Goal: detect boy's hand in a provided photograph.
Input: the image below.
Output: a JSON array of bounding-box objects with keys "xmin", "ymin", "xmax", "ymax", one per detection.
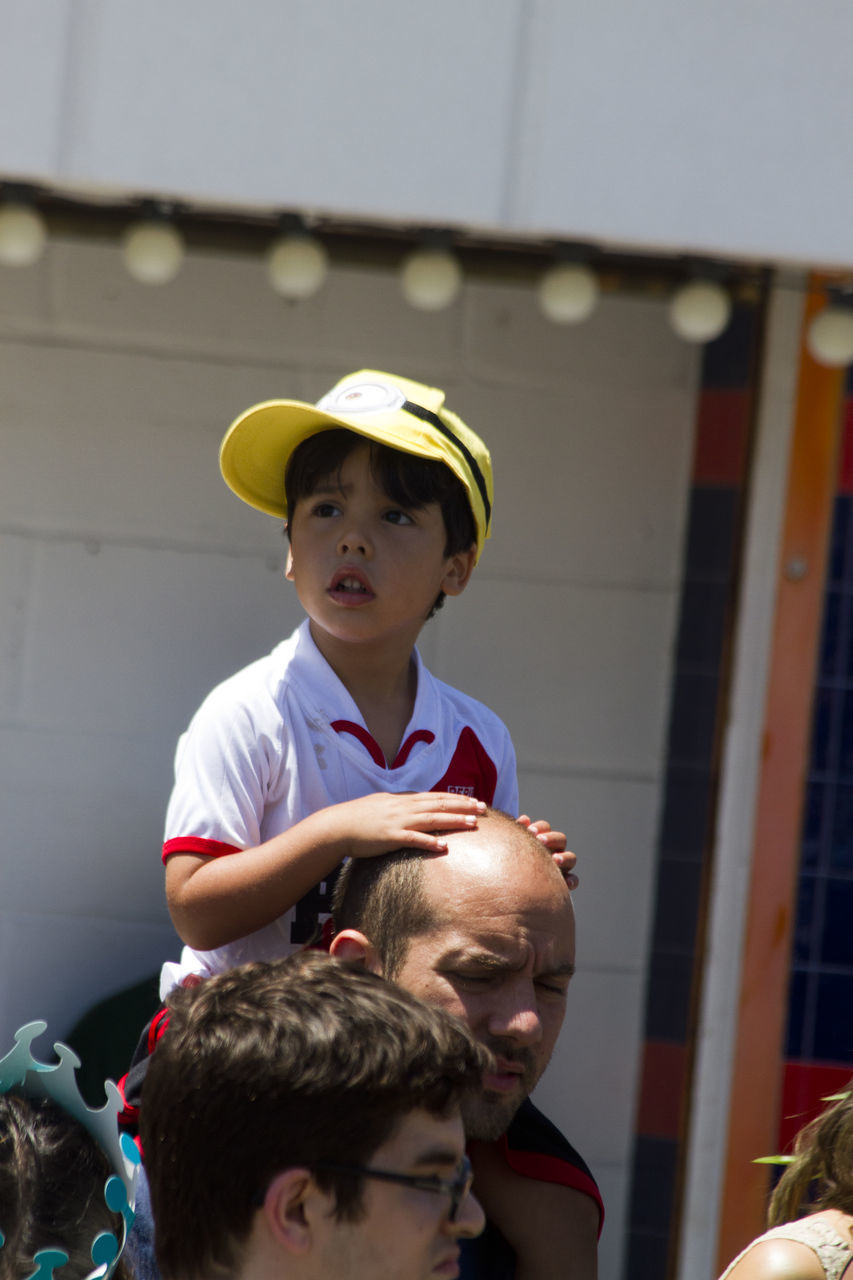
[
  {"xmin": 167, "ymin": 792, "xmax": 484, "ymax": 952},
  {"xmin": 339, "ymin": 791, "xmax": 486, "ymax": 858},
  {"xmin": 517, "ymin": 815, "xmax": 579, "ymax": 889}
]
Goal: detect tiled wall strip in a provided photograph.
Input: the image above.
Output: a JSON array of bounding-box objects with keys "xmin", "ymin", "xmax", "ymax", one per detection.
[{"xmin": 715, "ymin": 279, "xmax": 845, "ymax": 1271}]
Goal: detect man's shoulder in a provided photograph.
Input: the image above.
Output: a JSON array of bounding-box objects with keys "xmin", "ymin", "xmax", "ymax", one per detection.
[
  {"xmin": 504, "ymin": 1099, "xmax": 604, "ymax": 1227},
  {"xmin": 506, "ymin": 1098, "xmax": 584, "ymax": 1158}
]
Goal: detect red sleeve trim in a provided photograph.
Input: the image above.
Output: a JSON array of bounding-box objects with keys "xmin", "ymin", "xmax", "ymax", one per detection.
[
  {"xmin": 147, "ymin": 1007, "xmax": 171, "ymax": 1053},
  {"xmin": 162, "ymin": 836, "xmax": 242, "ymax": 864},
  {"xmin": 499, "ymin": 1141, "xmax": 605, "ymax": 1236},
  {"xmin": 116, "ymin": 1071, "xmax": 138, "ymax": 1126}
]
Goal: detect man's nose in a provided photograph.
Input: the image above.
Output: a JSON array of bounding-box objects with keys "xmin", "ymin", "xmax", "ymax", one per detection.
[
  {"xmin": 448, "ymin": 1190, "xmax": 486, "ymax": 1240},
  {"xmin": 487, "ymin": 988, "xmax": 543, "ymax": 1044}
]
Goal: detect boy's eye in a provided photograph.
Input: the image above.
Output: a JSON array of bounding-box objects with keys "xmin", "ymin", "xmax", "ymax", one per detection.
[
  {"xmin": 383, "ymin": 509, "xmax": 414, "ymax": 526},
  {"xmin": 311, "ymin": 502, "xmax": 341, "ymax": 518}
]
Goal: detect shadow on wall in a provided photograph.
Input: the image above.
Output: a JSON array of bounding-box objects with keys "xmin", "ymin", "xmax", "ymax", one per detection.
[{"xmin": 62, "ymin": 973, "xmax": 161, "ymax": 1106}]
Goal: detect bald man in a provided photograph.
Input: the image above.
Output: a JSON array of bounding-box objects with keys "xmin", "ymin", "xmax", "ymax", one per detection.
[{"xmin": 331, "ymin": 808, "xmax": 601, "ymax": 1280}]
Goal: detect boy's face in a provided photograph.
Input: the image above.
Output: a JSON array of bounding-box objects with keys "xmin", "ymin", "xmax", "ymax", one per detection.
[{"xmin": 286, "ymin": 444, "xmax": 475, "ymax": 654}]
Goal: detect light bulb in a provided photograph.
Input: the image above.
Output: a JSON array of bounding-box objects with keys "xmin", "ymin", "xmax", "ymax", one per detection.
[
  {"xmin": 538, "ymin": 263, "xmax": 599, "ymax": 324},
  {"xmin": 122, "ymin": 219, "xmax": 185, "ymax": 285},
  {"xmin": 669, "ymin": 280, "xmax": 732, "ymax": 343},
  {"xmin": 400, "ymin": 247, "xmax": 462, "ymax": 311},
  {"xmin": 266, "ymin": 232, "xmax": 328, "ymax": 300},
  {"xmin": 806, "ymin": 306, "xmax": 853, "ymax": 368},
  {"xmin": 0, "ymin": 202, "xmax": 47, "ymax": 267}
]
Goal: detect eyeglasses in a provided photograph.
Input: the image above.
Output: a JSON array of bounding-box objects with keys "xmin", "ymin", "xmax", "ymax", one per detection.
[{"xmin": 309, "ymin": 1154, "xmax": 474, "ymax": 1222}]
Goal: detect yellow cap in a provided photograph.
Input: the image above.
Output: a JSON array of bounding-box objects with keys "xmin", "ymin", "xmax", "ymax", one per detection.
[{"xmin": 219, "ymin": 370, "xmax": 493, "ymax": 558}]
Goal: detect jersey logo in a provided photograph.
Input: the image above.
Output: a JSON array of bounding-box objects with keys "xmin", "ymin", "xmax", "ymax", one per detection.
[{"xmin": 431, "ymin": 727, "xmax": 498, "ymax": 805}]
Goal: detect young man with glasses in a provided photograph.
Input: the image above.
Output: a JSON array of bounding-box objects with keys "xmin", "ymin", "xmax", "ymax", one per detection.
[{"xmin": 139, "ymin": 951, "xmax": 487, "ymax": 1280}]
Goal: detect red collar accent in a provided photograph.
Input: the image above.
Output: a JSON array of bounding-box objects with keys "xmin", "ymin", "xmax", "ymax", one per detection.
[{"xmin": 330, "ymin": 720, "xmax": 435, "ymax": 769}]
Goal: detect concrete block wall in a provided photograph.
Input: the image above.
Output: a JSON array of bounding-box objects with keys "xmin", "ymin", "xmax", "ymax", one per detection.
[{"xmin": 0, "ymin": 235, "xmax": 700, "ymax": 1277}]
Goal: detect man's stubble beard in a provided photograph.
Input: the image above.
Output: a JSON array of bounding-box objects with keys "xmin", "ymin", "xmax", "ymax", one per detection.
[
  {"xmin": 462, "ymin": 1040, "xmax": 542, "ymax": 1141},
  {"xmin": 461, "ymin": 1090, "xmax": 523, "ymax": 1141}
]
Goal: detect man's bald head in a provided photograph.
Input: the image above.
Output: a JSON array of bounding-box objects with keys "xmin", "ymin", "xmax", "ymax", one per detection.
[
  {"xmin": 331, "ymin": 810, "xmax": 575, "ymax": 1139},
  {"xmin": 332, "ymin": 809, "xmax": 567, "ymax": 979}
]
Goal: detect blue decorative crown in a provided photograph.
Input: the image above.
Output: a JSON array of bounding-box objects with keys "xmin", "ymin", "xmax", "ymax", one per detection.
[{"xmin": 0, "ymin": 1021, "xmax": 140, "ymax": 1280}]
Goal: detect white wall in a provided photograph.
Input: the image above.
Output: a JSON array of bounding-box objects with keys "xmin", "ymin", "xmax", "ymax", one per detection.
[
  {"xmin": 3, "ymin": 0, "xmax": 853, "ymax": 265},
  {"xmin": 0, "ymin": 237, "xmax": 699, "ymax": 1277}
]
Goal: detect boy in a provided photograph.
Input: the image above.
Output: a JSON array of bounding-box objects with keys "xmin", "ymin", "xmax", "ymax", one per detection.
[
  {"xmin": 140, "ymin": 952, "xmax": 488, "ymax": 1280},
  {"xmin": 158, "ymin": 368, "xmax": 568, "ymax": 995},
  {"xmin": 126, "ymin": 370, "xmax": 590, "ymax": 1280}
]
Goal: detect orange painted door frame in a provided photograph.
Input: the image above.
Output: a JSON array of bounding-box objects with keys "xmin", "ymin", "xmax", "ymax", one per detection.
[{"xmin": 715, "ymin": 278, "xmax": 847, "ymax": 1270}]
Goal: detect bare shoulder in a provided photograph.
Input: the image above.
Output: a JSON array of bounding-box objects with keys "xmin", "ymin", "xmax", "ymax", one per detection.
[{"xmin": 722, "ymin": 1236, "xmax": 828, "ymax": 1280}]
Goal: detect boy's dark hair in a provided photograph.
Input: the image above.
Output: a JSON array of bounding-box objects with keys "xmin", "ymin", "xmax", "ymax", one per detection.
[
  {"xmin": 285, "ymin": 427, "xmax": 477, "ymax": 615},
  {"xmin": 140, "ymin": 951, "xmax": 489, "ymax": 1280},
  {"xmin": 0, "ymin": 1095, "xmax": 129, "ymax": 1280}
]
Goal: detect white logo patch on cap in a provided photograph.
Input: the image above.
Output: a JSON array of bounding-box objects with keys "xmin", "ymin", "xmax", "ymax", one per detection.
[{"xmin": 316, "ymin": 378, "xmax": 405, "ymax": 416}]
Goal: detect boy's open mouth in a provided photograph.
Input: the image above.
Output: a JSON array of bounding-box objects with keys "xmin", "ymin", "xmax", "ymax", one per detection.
[{"xmin": 328, "ymin": 568, "xmax": 375, "ymax": 600}]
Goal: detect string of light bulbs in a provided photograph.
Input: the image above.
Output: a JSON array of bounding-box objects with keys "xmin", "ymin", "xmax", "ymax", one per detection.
[{"xmin": 1, "ymin": 188, "xmax": 844, "ymax": 363}]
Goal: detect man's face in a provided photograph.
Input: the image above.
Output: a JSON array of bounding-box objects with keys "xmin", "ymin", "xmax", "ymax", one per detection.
[
  {"xmin": 392, "ymin": 822, "xmax": 575, "ymax": 1140},
  {"xmin": 322, "ymin": 1107, "xmax": 484, "ymax": 1280}
]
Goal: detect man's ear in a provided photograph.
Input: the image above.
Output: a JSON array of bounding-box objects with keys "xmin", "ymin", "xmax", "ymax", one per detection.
[
  {"xmin": 262, "ymin": 1169, "xmax": 316, "ymax": 1256},
  {"xmin": 441, "ymin": 543, "xmax": 477, "ymax": 599},
  {"xmin": 330, "ymin": 929, "xmax": 383, "ymax": 974}
]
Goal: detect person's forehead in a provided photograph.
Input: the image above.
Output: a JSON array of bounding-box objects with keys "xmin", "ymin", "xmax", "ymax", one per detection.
[
  {"xmin": 374, "ymin": 1107, "xmax": 466, "ymax": 1168},
  {"xmin": 307, "ymin": 443, "xmax": 374, "ymax": 493},
  {"xmin": 423, "ymin": 825, "xmax": 570, "ymax": 914},
  {"xmin": 415, "ymin": 915, "xmax": 574, "ymax": 971},
  {"xmin": 417, "ymin": 856, "xmax": 575, "ymax": 969}
]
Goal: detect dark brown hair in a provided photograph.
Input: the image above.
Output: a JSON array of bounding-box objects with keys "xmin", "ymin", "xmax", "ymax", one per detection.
[
  {"xmin": 285, "ymin": 428, "xmax": 476, "ymax": 615},
  {"xmin": 332, "ymin": 847, "xmax": 433, "ymax": 978},
  {"xmin": 0, "ymin": 1095, "xmax": 128, "ymax": 1280},
  {"xmin": 768, "ymin": 1083, "xmax": 853, "ymax": 1224},
  {"xmin": 140, "ymin": 951, "xmax": 489, "ymax": 1280}
]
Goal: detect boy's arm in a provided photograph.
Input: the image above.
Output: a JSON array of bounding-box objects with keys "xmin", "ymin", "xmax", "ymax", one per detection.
[
  {"xmin": 468, "ymin": 1140, "xmax": 599, "ymax": 1280},
  {"xmin": 165, "ymin": 791, "xmax": 485, "ymax": 950}
]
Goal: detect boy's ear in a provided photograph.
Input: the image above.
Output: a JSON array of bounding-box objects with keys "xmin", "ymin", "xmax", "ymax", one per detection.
[
  {"xmin": 441, "ymin": 543, "xmax": 477, "ymax": 598},
  {"xmin": 262, "ymin": 1169, "xmax": 324, "ymax": 1256},
  {"xmin": 285, "ymin": 546, "xmax": 295, "ymax": 581},
  {"xmin": 329, "ymin": 929, "xmax": 384, "ymax": 975}
]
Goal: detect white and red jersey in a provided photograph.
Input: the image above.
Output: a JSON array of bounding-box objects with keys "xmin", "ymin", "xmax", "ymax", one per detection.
[{"xmin": 159, "ymin": 619, "xmax": 518, "ymax": 996}]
